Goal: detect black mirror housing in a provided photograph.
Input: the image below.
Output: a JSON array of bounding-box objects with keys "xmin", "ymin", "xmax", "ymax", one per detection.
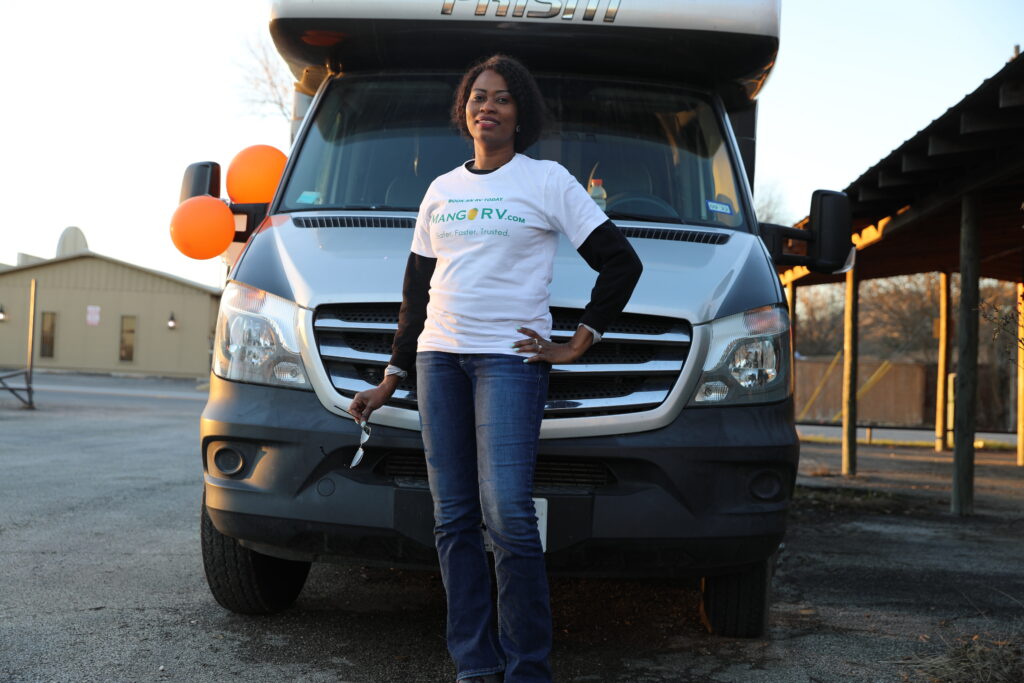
[
  {"xmin": 179, "ymin": 162, "xmax": 221, "ymax": 204},
  {"xmin": 809, "ymin": 190, "xmax": 851, "ymax": 272},
  {"xmin": 762, "ymin": 190, "xmax": 852, "ymax": 274},
  {"xmin": 178, "ymin": 161, "xmax": 266, "ymax": 244},
  {"xmin": 229, "ymin": 203, "xmax": 270, "ymax": 244}
]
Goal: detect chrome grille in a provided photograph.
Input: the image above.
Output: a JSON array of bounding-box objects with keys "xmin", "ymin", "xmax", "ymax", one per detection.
[{"xmin": 313, "ymin": 304, "xmax": 691, "ymax": 419}]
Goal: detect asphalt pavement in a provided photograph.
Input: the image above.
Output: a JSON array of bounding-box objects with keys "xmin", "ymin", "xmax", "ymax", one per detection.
[{"xmin": 2, "ymin": 372, "xmax": 1022, "ymax": 682}]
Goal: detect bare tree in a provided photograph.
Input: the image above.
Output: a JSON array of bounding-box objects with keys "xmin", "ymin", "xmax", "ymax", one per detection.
[
  {"xmin": 795, "ymin": 283, "xmax": 844, "ymax": 356},
  {"xmin": 793, "ymin": 273, "xmax": 1020, "ymax": 429},
  {"xmin": 753, "ymin": 182, "xmax": 793, "ymax": 225},
  {"xmin": 858, "ymin": 273, "xmax": 941, "ymax": 363},
  {"xmin": 979, "ymin": 280, "xmax": 1022, "ymax": 365},
  {"xmin": 239, "ymin": 35, "xmax": 293, "ymax": 121}
]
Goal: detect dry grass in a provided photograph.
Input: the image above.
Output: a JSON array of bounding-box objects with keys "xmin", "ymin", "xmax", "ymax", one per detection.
[{"xmin": 903, "ymin": 629, "xmax": 1024, "ymax": 682}]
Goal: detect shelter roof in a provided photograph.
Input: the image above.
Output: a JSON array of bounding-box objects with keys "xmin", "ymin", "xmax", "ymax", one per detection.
[{"xmin": 783, "ymin": 54, "xmax": 1024, "ymax": 286}]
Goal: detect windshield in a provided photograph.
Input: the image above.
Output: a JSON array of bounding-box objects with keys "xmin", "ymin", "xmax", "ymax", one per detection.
[{"xmin": 279, "ymin": 74, "xmax": 748, "ymax": 229}]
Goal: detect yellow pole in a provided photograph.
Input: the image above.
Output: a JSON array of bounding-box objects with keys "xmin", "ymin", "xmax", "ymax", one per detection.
[
  {"xmin": 25, "ymin": 279, "xmax": 36, "ymax": 409},
  {"xmin": 935, "ymin": 272, "xmax": 950, "ymax": 452},
  {"xmin": 1017, "ymin": 281, "xmax": 1023, "ymax": 467},
  {"xmin": 946, "ymin": 373, "xmax": 956, "ymax": 450},
  {"xmin": 787, "ymin": 281, "xmax": 797, "ymax": 395}
]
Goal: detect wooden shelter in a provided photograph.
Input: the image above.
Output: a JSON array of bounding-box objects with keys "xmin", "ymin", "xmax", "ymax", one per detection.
[{"xmin": 780, "ymin": 53, "xmax": 1024, "ymax": 515}]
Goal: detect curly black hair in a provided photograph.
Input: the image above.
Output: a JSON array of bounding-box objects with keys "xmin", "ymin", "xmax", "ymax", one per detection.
[{"xmin": 451, "ymin": 54, "xmax": 546, "ymax": 153}]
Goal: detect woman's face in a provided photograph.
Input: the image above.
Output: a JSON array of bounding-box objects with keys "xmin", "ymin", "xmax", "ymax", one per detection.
[{"xmin": 465, "ymin": 69, "xmax": 518, "ymax": 150}]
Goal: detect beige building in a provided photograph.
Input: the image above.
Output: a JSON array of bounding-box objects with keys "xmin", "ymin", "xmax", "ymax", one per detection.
[{"xmin": 0, "ymin": 229, "xmax": 221, "ymax": 378}]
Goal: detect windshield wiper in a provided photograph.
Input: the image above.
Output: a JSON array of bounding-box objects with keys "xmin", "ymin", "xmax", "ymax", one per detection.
[
  {"xmin": 604, "ymin": 210, "xmax": 683, "ymax": 224},
  {"xmin": 286, "ymin": 204, "xmax": 417, "ymax": 212}
]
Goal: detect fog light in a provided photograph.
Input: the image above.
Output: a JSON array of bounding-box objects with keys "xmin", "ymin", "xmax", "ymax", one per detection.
[
  {"xmin": 213, "ymin": 447, "xmax": 245, "ymax": 476},
  {"xmin": 749, "ymin": 470, "xmax": 783, "ymax": 501},
  {"xmin": 694, "ymin": 381, "xmax": 728, "ymax": 402}
]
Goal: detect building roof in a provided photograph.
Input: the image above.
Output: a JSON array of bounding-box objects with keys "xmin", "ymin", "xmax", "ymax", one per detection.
[
  {"xmin": 0, "ymin": 251, "xmax": 223, "ymax": 296},
  {"xmin": 784, "ymin": 53, "xmax": 1024, "ymax": 286}
]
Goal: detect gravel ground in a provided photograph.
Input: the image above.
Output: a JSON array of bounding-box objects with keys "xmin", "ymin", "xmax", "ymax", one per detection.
[{"xmin": 1, "ymin": 373, "xmax": 1022, "ymax": 682}]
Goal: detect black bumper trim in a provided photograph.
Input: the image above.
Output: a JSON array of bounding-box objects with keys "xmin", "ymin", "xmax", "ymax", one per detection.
[
  {"xmin": 209, "ymin": 506, "xmax": 783, "ymax": 577},
  {"xmin": 200, "ymin": 375, "xmax": 798, "ymax": 574}
]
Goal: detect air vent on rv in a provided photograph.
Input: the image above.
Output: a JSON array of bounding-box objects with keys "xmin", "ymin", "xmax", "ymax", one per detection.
[{"xmin": 293, "ymin": 216, "xmax": 415, "ymax": 229}]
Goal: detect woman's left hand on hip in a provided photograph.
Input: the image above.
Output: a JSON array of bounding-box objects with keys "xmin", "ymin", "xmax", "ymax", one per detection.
[{"xmin": 513, "ymin": 326, "xmax": 588, "ymax": 364}]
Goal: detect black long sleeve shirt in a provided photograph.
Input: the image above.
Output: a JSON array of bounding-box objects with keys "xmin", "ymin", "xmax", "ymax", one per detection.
[{"xmin": 388, "ymin": 219, "xmax": 642, "ymax": 372}]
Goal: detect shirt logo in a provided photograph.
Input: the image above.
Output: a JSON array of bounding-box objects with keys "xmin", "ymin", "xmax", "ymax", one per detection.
[
  {"xmin": 440, "ymin": 0, "xmax": 622, "ymax": 23},
  {"xmin": 429, "ymin": 205, "xmax": 526, "ymax": 225}
]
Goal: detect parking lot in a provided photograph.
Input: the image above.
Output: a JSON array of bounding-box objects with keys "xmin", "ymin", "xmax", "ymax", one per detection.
[{"xmin": 2, "ymin": 373, "xmax": 1022, "ymax": 682}]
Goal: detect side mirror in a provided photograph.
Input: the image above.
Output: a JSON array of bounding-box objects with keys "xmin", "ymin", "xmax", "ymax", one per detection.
[
  {"xmin": 179, "ymin": 162, "xmax": 221, "ymax": 204},
  {"xmin": 177, "ymin": 154, "xmax": 277, "ymax": 246},
  {"xmin": 809, "ymin": 190, "xmax": 853, "ymax": 272},
  {"xmin": 762, "ymin": 190, "xmax": 853, "ymax": 274}
]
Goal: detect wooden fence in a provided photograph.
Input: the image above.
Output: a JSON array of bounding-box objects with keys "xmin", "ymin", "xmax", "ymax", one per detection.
[{"xmin": 795, "ymin": 357, "xmax": 928, "ymax": 426}]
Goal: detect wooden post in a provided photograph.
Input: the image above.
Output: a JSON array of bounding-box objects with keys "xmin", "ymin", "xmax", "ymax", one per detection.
[
  {"xmin": 842, "ymin": 266, "xmax": 859, "ymax": 476},
  {"xmin": 1017, "ymin": 281, "xmax": 1023, "ymax": 467},
  {"xmin": 786, "ymin": 281, "xmax": 797, "ymax": 394},
  {"xmin": 953, "ymin": 195, "xmax": 979, "ymax": 516},
  {"xmin": 935, "ymin": 272, "xmax": 951, "ymax": 452}
]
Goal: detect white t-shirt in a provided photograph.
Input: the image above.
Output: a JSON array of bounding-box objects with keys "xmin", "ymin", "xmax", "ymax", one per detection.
[{"xmin": 410, "ymin": 154, "xmax": 608, "ymax": 356}]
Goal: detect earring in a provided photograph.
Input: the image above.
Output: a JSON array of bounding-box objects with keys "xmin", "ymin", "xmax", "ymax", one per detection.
[{"xmin": 515, "ymin": 125, "xmax": 521, "ymax": 133}]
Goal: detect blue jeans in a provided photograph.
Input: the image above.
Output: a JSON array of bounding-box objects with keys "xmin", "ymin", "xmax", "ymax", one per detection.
[{"xmin": 416, "ymin": 352, "xmax": 552, "ymax": 683}]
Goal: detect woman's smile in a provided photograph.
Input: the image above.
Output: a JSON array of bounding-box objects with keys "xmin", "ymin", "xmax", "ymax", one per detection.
[{"xmin": 466, "ymin": 69, "xmax": 517, "ymax": 150}]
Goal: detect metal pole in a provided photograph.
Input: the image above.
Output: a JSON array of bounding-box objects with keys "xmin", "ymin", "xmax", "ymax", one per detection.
[
  {"xmin": 842, "ymin": 266, "xmax": 859, "ymax": 476},
  {"xmin": 1017, "ymin": 281, "xmax": 1023, "ymax": 467},
  {"xmin": 935, "ymin": 271, "xmax": 950, "ymax": 452},
  {"xmin": 953, "ymin": 195, "xmax": 979, "ymax": 516},
  {"xmin": 26, "ymin": 279, "xmax": 36, "ymax": 408}
]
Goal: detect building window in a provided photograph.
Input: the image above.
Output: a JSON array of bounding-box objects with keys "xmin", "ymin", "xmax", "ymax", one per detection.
[
  {"xmin": 120, "ymin": 315, "xmax": 136, "ymax": 362},
  {"xmin": 40, "ymin": 312, "xmax": 56, "ymax": 358}
]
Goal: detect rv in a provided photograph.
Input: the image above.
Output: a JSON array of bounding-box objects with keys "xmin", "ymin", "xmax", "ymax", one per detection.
[{"xmin": 187, "ymin": 0, "xmax": 850, "ymax": 638}]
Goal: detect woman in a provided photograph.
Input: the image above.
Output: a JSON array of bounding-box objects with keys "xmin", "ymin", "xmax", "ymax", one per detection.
[{"xmin": 350, "ymin": 54, "xmax": 642, "ymax": 683}]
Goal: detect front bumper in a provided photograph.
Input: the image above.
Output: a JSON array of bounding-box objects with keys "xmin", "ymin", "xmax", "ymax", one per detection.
[{"xmin": 201, "ymin": 374, "xmax": 799, "ymax": 576}]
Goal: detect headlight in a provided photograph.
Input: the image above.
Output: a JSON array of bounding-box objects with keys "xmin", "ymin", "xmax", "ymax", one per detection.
[
  {"xmin": 212, "ymin": 282, "xmax": 312, "ymax": 390},
  {"xmin": 689, "ymin": 305, "xmax": 790, "ymax": 406}
]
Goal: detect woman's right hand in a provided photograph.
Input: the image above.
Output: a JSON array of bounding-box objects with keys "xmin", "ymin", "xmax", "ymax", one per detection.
[{"xmin": 349, "ymin": 375, "xmax": 400, "ymax": 423}]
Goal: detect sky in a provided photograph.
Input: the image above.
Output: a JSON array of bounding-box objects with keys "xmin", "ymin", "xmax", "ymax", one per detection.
[{"xmin": 1, "ymin": 0, "xmax": 1022, "ymax": 289}]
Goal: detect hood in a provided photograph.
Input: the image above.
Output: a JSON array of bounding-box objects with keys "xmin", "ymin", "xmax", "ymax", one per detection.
[{"xmin": 231, "ymin": 214, "xmax": 783, "ymax": 325}]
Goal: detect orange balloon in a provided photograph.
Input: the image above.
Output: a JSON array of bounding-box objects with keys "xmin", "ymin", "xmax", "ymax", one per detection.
[
  {"xmin": 226, "ymin": 145, "xmax": 288, "ymax": 204},
  {"xmin": 170, "ymin": 196, "xmax": 236, "ymax": 260}
]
